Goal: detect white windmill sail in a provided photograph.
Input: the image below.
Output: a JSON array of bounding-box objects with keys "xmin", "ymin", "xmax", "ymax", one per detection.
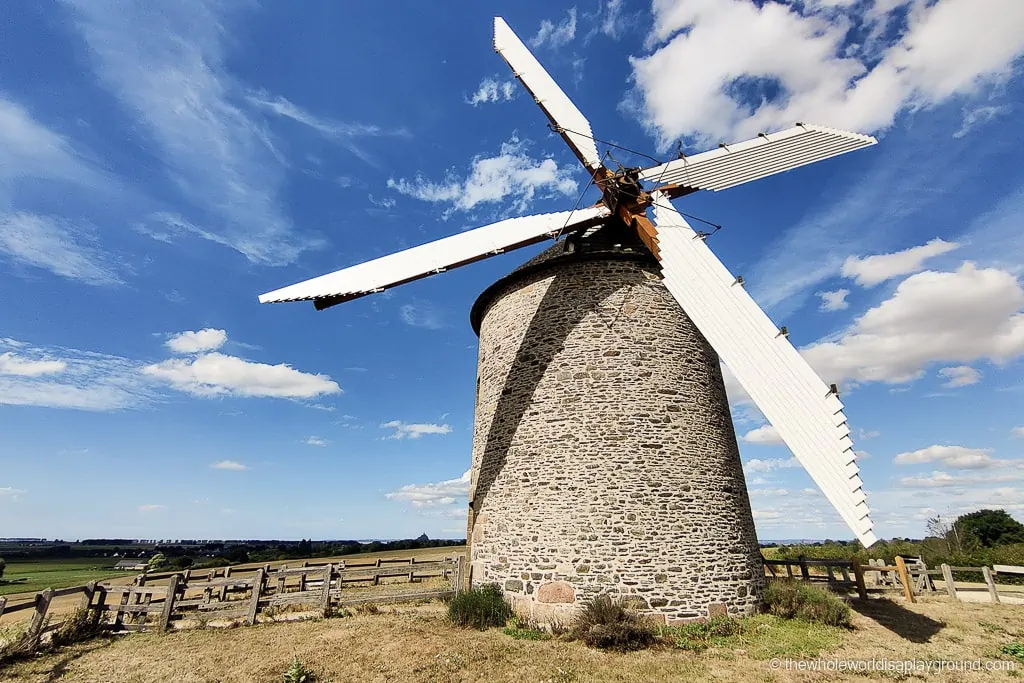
[
  {"xmin": 259, "ymin": 206, "xmax": 610, "ymax": 305},
  {"xmin": 640, "ymin": 124, "xmax": 876, "ymax": 192},
  {"xmin": 649, "ymin": 193, "xmax": 876, "ymax": 546},
  {"xmin": 493, "ymin": 17, "xmax": 602, "ymax": 171}
]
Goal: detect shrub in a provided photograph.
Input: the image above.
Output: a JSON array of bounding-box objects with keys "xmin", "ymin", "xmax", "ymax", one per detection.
[
  {"xmin": 447, "ymin": 584, "xmax": 512, "ymax": 630},
  {"xmin": 49, "ymin": 607, "xmax": 104, "ymax": 648},
  {"xmin": 762, "ymin": 579, "xmax": 852, "ymax": 628},
  {"xmin": 570, "ymin": 595, "xmax": 656, "ymax": 652},
  {"xmin": 662, "ymin": 615, "xmax": 745, "ymax": 651},
  {"xmin": 283, "ymin": 655, "xmax": 316, "ymax": 683}
]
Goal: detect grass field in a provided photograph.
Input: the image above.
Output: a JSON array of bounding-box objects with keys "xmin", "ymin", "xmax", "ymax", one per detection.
[
  {"xmin": 0, "ymin": 559, "xmax": 124, "ymax": 597},
  {"xmin": 4, "ymin": 595, "xmax": 1023, "ymax": 682}
]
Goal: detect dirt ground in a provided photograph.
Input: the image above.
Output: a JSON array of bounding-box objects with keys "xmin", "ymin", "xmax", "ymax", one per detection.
[{"xmin": 3, "ymin": 594, "xmax": 1022, "ymax": 682}]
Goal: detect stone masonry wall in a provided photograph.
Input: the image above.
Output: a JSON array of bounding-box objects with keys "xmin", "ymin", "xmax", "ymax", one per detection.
[{"xmin": 468, "ymin": 257, "xmax": 765, "ymax": 625}]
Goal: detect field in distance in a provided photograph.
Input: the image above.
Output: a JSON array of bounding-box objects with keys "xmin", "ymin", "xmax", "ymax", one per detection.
[{"xmin": 0, "ymin": 559, "xmax": 123, "ymax": 598}]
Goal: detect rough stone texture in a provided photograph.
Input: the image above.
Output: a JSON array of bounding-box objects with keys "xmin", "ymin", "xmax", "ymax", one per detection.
[
  {"xmin": 467, "ymin": 243, "xmax": 765, "ymax": 624},
  {"xmin": 536, "ymin": 581, "xmax": 576, "ymax": 604}
]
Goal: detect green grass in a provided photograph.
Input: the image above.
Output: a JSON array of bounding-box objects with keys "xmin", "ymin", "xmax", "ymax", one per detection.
[
  {"xmin": 659, "ymin": 614, "xmax": 844, "ymax": 659},
  {"xmin": 0, "ymin": 559, "xmax": 122, "ymax": 596}
]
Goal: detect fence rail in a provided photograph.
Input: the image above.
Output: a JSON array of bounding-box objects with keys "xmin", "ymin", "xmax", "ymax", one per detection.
[{"xmin": 1, "ymin": 554, "xmax": 466, "ymax": 654}]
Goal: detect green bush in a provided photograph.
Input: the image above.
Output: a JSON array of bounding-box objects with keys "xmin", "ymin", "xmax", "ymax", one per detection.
[
  {"xmin": 447, "ymin": 584, "xmax": 512, "ymax": 630},
  {"xmin": 762, "ymin": 579, "xmax": 852, "ymax": 628},
  {"xmin": 283, "ymin": 655, "xmax": 316, "ymax": 683},
  {"xmin": 570, "ymin": 595, "xmax": 656, "ymax": 652}
]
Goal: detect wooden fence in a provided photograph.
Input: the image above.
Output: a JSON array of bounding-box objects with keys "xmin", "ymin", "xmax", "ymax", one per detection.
[
  {"xmin": 0, "ymin": 554, "xmax": 466, "ymax": 652},
  {"xmin": 764, "ymin": 556, "xmax": 1024, "ymax": 605}
]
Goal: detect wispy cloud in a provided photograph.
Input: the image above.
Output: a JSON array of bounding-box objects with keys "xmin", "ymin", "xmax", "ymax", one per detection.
[
  {"xmin": 743, "ymin": 457, "xmax": 799, "ymax": 474},
  {"xmin": 938, "ymin": 365, "xmax": 982, "ymax": 388},
  {"xmin": 0, "ymin": 337, "xmax": 154, "ymax": 411},
  {"xmin": 0, "ymin": 486, "xmax": 27, "ymax": 501},
  {"xmin": 302, "ymin": 436, "xmax": 329, "ymax": 447},
  {"xmin": 0, "ymin": 351, "xmax": 66, "ymax": 377},
  {"xmin": 0, "ymin": 212, "xmax": 123, "ymax": 286},
  {"xmin": 138, "ymin": 504, "xmax": 166, "ymax": 512},
  {"xmin": 64, "ymin": 0, "xmax": 315, "ymax": 265},
  {"xmin": 740, "ymin": 424, "xmax": 784, "ymax": 445},
  {"xmin": 466, "ymin": 77, "xmax": 516, "ymax": 106},
  {"xmin": 817, "ymin": 289, "xmax": 849, "ymax": 312},
  {"xmin": 953, "ymin": 104, "xmax": 1010, "ymax": 139},
  {"xmin": 894, "ymin": 444, "xmax": 998, "ymax": 469},
  {"xmin": 842, "ymin": 239, "xmax": 960, "ymax": 287},
  {"xmin": 210, "ymin": 460, "xmax": 248, "ymax": 471},
  {"xmin": 143, "ymin": 352, "xmax": 341, "ymax": 399},
  {"xmin": 399, "ymin": 302, "xmax": 445, "ymax": 330},
  {"xmin": 380, "ymin": 420, "xmax": 452, "ymax": 440},
  {"xmin": 530, "ymin": 8, "xmax": 578, "ymax": 49}
]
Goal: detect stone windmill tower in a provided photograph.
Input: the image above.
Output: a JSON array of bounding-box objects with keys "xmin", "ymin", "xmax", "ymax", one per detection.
[{"xmin": 259, "ymin": 18, "xmax": 879, "ymax": 624}]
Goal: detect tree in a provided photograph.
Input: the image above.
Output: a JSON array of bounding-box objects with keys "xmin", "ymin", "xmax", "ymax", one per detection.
[
  {"xmin": 0, "ymin": 556, "xmax": 5, "ymax": 580},
  {"xmin": 146, "ymin": 553, "xmax": 168, "ymax": 572},
  {"xmin": 954, "ymin": 509, "xmax": 1024, "ymax": 547},
  {"xmin": 926, "ymin": 514, "xmax": 965, "ymax": 554}
]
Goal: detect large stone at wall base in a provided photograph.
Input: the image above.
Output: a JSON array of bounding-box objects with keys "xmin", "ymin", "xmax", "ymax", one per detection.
[{"xmin": 536, "ymin": 581, "xmax": 575, "ymax": 604}]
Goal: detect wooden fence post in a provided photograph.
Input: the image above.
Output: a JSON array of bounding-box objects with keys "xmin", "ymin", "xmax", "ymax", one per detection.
[
  {"xmin": 25, "ymin": 589, "xmax": 54, "ymax": 651},
  {"xmin": 894, "ymin": 556, "xmax": 915, "ymax": 603},
  {"xmin": 940, "ymin": 563, "xmax": 958, "ymax": 600},
  {"xmin": 982, "ymin": 566, "xmax": 1001, "ymax": 604},
  {"xmin": 852, "ymin": 563, "xmax": 868, "ymax": 600},
  {"xmin": 91, "ymin": 586, "xmax": 108, "ymax": 627},
  {"xmin": 320, "ymin": 564, "xmax": 333, "ymax": 618},
  {"xmin": 245, "ymin": 569, "xmax": 265, "ymax": 626},
  {"xmin": 81, "ymin": 581, "xmax": 97, "ymax": 611},
  {"xmin": 799, "ymin": 557, "xmax": 810, "ymax": 580},
  {"xmin": 158, "ymin": 574, "xmax": 180, "ymax": 633}
]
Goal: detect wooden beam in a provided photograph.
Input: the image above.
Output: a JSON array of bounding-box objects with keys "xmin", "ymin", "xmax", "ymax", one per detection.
[
  {"xmin": 982, "ymin": 566, "xmax": 1001, "ymax": 604},
  {"xmin": 245, "ymin": 569, "xmax": 265, "ymax": 626},
  {"xmin": 940, "ymin": 563, "xmax": 958, "ymax": 600},
  {"xmin": 26, "ymin": 589, "xmax": 54, "ymax": 651},
  {"xmin": 895, "ymin": 556, "xmax": 915, "ymax": 603},
  {"xmin": 158, "ymin": 574, "xmax": 180, "ymax": 633},
  {"xmin": 852, "ymin": 564, "xmax": 868, "ymax": 600}
]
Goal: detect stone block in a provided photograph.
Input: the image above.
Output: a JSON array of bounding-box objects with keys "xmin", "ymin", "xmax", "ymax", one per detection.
[{"xmin": 536, "ymin": 581, "xmax": 575, "ymax": 604}]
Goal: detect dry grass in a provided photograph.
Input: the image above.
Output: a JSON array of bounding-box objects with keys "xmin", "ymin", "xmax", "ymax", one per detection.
[{"xmin": 3, "ymin": 596, "xmax": 1022, "ymax": 682}]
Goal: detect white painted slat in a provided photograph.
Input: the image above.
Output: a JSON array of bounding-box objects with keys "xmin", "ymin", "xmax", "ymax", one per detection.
[
  {"xmin": 650, "ymin": 195, "xmax": 876, "ymax": 546},
  {"xmin": 493, "ymin": 17, "xmax": 602, "ymax": 171},
  {"xmin": 258, "ymin": 206, "xmax": 610, "ymax": 304},
  {"xmin": 639, "ymin": 124, "xmax": 877, "ymax": 191}
]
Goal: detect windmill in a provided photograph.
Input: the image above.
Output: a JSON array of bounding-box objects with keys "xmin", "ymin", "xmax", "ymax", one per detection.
[{"xmin": 260, "ymin": 18, "xmax": 877, "ymax": 622}]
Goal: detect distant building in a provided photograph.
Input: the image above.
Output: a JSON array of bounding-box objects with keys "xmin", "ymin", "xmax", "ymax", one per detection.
[{"xmin": 114, "ymin": 560, "xmax": 147, "ymax": 571}]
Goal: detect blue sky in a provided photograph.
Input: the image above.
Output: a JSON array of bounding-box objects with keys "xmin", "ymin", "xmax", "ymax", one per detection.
[{"xmin": 2, "ymin": 0, "xmax": 1023, "ymax": 542}]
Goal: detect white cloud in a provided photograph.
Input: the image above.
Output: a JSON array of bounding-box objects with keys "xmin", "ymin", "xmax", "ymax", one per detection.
[
  {"xmin": 0, "ymin": 212, "xmax": 122, "ymax": 286},
  {"xmin": 953, "ymin": 104, "xmax": 1010, "ymax": 139},
  {"xmin": 1013, "ymin": 427, "xmax": 1024, "ymax": 438},
  {"xmin": 743, "ymin": 457, "xmax": 799, "ymax": 473},
  {"xmin": 385, "ymin": 469, "xmax": 470, "ymax": 507},
  {"xmin": 530, "ymin": 8, "xmax": 578, "ymax": 49},
  {"xmin": 817, "ymin": 289, "xmax": 849, "ymax": 312},
  {"xmin": 938, "ymin": 365, "xmax": 981, "ymax": 388},
  {"xmin": 64, "ymin": 0, "xmax": 314, "ymax": 264},
  {"xmin": 598, "ymin": 0, "xmax": 626, "ymax": 39},
  {"xmin": 631, "ymin": 0, "xmax": 1024, "ymax": 147},
  {"xmin": 841, "ymin": 239, "xmax": 960, "ymax": 287},
  {"xmin": 143, "ymin": 352, "xmax": 341, "ymax": 399},
  {"xmin": 0, "ymin": 351, "xmax": 66, "ymax": 377},
  {"xmin": 0, "ymin": 487, "xmax": 27, "ymax": 500},
  {"xmin": 740, "ymin": 424, "xmax": 784, "ymax": 445},
  {"xmin": 801, "ymin": 263, "xmax": 1024, "ymax": 385},
  {"xmin": 210, "ymin": 460, "xmax": 248, "ymax": 471},
  {"xmin": 303, "ymin": 436, "xmax": 329, "ymax": 447},
  {"xmin": 380, "ymin": 420, "xmax": 452, "ymax": 440},
  {"xmin": 166, "ymin": 328, "xmax": 227, "ymax": 354},
  {"xmin": 0, "ymin": 337, "xmax": 154, "ymax": 411},
  {"xmin": 399, "ymin": 303, "xmax": 444, "ymax": 330},
  {"xmin": 138, "ymin": 504, "xmax": 165, "ymax": 512},
  {"xmin": 467, "ymin": 77, "xmax": 516, "ymax": 106},
  {"xmin": 387, "ymin": 137, "xmax": 578, "ymax": 216},
  {"xmin": 899, "ymin": 469, "xmax": 1024, "ymax": 488},
  {"xmin": 893, "ymin": 445, "xmax": 997, "ymax": 469}
]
